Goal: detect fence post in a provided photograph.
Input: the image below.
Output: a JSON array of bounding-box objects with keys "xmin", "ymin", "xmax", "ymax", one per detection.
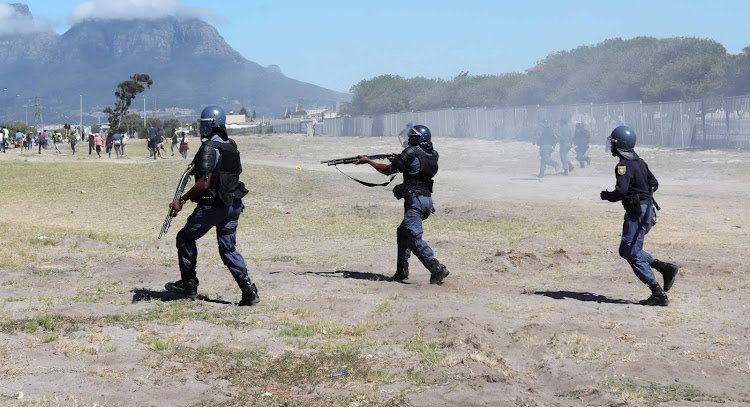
[
  {"xmin": 475, "ymin": 108, "xmax": 480, "ymax": 139},
  {"xmin": 679, "ymin": 101, "xmax": 684, "ymax": 147},
  {"xmin": 725, "ymin": 97, "xmax": 731, "ymax": 148},
  {"xmin": 659, "ymin": 102, "xmax": 663, "ymax": 146},
  {"xmin": 639, "ymin": 100, "xmax": 644, "ymax": 144},
  {"xmin": 702, "ymin": 98, "xmax": 707, "ymax": 149}
]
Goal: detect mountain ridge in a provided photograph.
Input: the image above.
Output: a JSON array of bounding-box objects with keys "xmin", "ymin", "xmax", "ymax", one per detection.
[{"xmin": 0, "ymin": 5, "xmax": 348, "ymax": 124}]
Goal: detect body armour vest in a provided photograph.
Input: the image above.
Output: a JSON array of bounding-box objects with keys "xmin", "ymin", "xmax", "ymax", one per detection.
[
  {"xmin": 195, "ymin": 139, "xmax": 248, "ymax": 206},
  {"xmin": 402, "ymin": 147, "xmax": 439, "ymax": 196}
]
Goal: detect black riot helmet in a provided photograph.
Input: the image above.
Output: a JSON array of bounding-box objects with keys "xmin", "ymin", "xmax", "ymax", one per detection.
[
  {"xmin": 408, "ymin": 125, "xmax": 431, "ymax": 146},
  {"xmin": 608, "ymin": 125, "xmax": 639, "ymax": 160},
  {"xmin": 198, "ymin": 105, "xmax": 227, "ymax": 139}
]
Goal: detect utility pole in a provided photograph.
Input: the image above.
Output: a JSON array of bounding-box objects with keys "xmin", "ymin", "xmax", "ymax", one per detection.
[
  {"xmin": 80, "ymin": 95, "xmax": 83, "ymax": 134},
  {"xmin": 34, "ymin": 95, "xmax": 43, "ymax": 130}
]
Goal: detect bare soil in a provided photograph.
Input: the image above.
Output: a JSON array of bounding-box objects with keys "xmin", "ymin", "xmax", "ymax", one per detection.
[{"xmin": 0, "ymin": 135, "xmax": 749, "ymax": 406}]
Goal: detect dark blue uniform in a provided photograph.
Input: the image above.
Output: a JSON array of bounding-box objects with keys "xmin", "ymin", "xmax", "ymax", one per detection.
[
  {"xmin": 177, "ymin": 135, "xmax": 249, "ymax": 286},
  {"xmin": 391, "ymin": 146, "xmax": 437, "ymax": 267},
  {"xmin": 601, "ymin": 158, "xmax": 659, "ymax": 285},
  {"xmin": 538, "ymin": 126, "xmax": 558, "ymax": 178}
]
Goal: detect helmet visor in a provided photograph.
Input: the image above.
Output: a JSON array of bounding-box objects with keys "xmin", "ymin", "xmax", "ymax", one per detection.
[
  {"xmin": 198, "ymin": 119, "xmax": 213, "ymax": 137},
  {"xmin": 607, "ymin": 136, "xmax": 617, "ymax": 153}
]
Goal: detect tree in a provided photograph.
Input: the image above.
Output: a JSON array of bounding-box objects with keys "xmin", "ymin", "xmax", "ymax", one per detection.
[
  {"xmin": 251, "ymin": 110, "xmax": 256, "ymax": 120},
  {"xmin": 239, "ymin": 106, "xmax": 248, "ymax": 117},
  {"xmin": 103, "ymin": 74, "xmax": 153, "ymax": 132},
  {"xmin": 163, "ymin": 118, "xmax": 181, "ymax": 132}
]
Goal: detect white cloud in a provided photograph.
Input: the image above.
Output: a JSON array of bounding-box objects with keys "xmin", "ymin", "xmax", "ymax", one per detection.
[
  {"xmin": 68, "ymin": 0, "xmax": 225, "ymax": 24},
  {"xmin": 0, "ymin": 3, "xmax": 54, "ymax": 36}
]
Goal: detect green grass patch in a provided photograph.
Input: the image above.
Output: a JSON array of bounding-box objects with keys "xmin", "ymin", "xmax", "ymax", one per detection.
[
  {"xmin": 138, "ymin": 334, "xmax": 177, "ymax": 351},
  {"xmin": 28, "ymin": 237, "xmax": 57, "ymax": 246},
  {"xmin": 3, "ymin": 314, "xmax": 66, "ymax": 334},
  {"xmin": 275, "ymin": 318, "xmax": 380, "ymax": 338},
  {"xmin": 403, "ymin": 333, "xmax": 446, "ymax": 366},
  {"xmin": 558, "ymin": 379, "xmax": 722, "ymax": 406}
]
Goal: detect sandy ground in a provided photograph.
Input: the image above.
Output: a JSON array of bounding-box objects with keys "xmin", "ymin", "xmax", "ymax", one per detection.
[{"xmin": 0, "ymin": 135, "xmax": 749, "ymax": 406}]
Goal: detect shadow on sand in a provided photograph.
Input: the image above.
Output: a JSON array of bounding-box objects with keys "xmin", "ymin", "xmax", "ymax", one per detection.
[
  {"xmin": 131, "ymin": 288, "xmax": 233, "ymax": 305},
  {"xmin": 276, "ymin": 270, "xmax": 407, "ymax": 283},
  {"xmin": 534, "ymin": 290, "xmax": 633, "ymax": 305}
]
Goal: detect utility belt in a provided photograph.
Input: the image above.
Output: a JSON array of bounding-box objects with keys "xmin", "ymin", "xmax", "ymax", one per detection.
[
  {"xmin": 195, "ymin": 196, "xmax": 218, "ymax": 205},
  {"xmin": 623, "ymin": 194, "xmax": 650, "ymax": 214},
  {"xmin": 393, "ymin": 184, "xmax": 432, "ymax": 200}
]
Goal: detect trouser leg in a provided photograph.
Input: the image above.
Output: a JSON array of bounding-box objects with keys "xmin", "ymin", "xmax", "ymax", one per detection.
[
  {"xmin": 216, "ymin": 200, "xmax": 251, "ymax": 286},
  {"xmin": 396, "ymin": 195, "xmax": 435, "ymax": 271},
  {"xmin": 619, "ymin": 205, "xmax": 656, "ymax": 286},
  {"xmin": 176, "ymin": 204, "xmax": 217, "ymax": 283}
]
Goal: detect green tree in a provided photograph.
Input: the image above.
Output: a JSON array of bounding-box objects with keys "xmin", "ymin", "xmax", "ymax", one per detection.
[
  {"xmin": 722, "ymin": 46, "xmax": 750, "ymax": 96},
  {"xmin": 103, "ymin": 74, "xmax": 153, "ymax": 132},
  {"xmin": 120, "ymin": 113, "xmax": 144, "ymax": 135},
  {"xmin": 163, "ymin": 118, "xmax": 181, "ymax": 132},
  {"xmin": 251, "ymin": 110, "xmax": 256, "ymax": 120},
  {"xmin": 239, "ymin": 106, "xmax": 248, "ymax": 116}
]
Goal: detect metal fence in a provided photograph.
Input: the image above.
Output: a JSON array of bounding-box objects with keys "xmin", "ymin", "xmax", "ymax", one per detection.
[{"xmin": 317, "ymin": 95, "xmax": 750, "ymax": 148}]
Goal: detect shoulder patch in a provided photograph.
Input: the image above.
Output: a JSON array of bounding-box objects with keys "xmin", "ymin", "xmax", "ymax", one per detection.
[{"xmin": 617, "ymin": 165, "xmax": 626, "ymax": 176}]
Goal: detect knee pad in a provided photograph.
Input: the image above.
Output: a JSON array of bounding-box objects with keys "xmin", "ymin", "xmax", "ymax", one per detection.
[{"xmin": 176, "ymin": 229, "xmax": 193, "ymax": 250}]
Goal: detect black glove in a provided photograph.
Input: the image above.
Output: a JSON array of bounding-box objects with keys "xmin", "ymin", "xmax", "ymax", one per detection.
[{"xmin": 600, "ymin": 190, "xmax": 610, "ymax": 201}]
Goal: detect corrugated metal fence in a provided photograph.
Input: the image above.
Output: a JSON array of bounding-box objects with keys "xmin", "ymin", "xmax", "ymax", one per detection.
[{"xmin": 316, "ymin": 95, "xmax": 750, "ymax": 148}]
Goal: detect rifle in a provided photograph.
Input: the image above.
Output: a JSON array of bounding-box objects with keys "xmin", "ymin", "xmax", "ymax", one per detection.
[
  {"xmin": 647, "ymin": 187, "xmax": 660, "ymax": 227},
  {"xmin": 320, "ymin": 153, "xmax": 396, "ymax": 187},
  {"xmin": 320, "ymin": 153, "xmax": 392, "ymax": 166},
  {"xmin": 159, "ymin": 165, "xmax": 193, "ymax": 239}
]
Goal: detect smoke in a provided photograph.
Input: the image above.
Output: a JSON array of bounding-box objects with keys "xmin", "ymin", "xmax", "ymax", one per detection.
[
  {"xmin": 68, "ymin": 0, "xmax": 226, "ymax": 24},
  {"xmin": 0, "ymin": 3, "xmax": 54, "ymax": 36}
]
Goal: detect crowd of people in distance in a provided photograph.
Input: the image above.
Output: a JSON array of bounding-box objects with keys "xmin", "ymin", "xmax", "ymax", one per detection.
[
  {"xmin": 146, "ymin": 125, "xmax": 190, "ymax": 160},
  {"xmin": 1, "ymin": 124, "xmax": 190, "ymax": 160}
]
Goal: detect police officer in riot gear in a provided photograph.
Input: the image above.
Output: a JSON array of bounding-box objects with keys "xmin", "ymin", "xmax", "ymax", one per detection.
[
  {"xmin": 600, "ymin": 126, "xmax": 678, "ymax": 306},
  {"xmin": 537, "ymin": 119, "xmax": 559, "ymax": 178},
  {"xmin": 165, "ymin": 105, "xmax": 260, "ymax": 306},
  {"xmin": 354, "ymin": 124, "xmax": 450, "ymax": 285},
  {"xmin": 573, "ymin": 121, "xmax": 591, "ymax": 168}
]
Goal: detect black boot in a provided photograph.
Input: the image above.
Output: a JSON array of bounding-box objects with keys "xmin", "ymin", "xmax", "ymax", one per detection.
[
  {"xmin": 392, "ymin": 260, "xmax": 409, "ymax": 281},
  {"xmin": 651, "ymin": 259, "xmax": 679, "ymax": 292},
  {"xmin": 238, "ymin": 282, "xmax": 260, "ymax": 306},
  {"xmin": 639, "ymin": 283, "xmax": 669, "ymax": 306},
  {"xmin": 428, "ymin": 259, "xmax": 450, "ymax": 285},
  {"xmin": 165, "ymin": 279, "xmax": 198, "ymax": 298}
]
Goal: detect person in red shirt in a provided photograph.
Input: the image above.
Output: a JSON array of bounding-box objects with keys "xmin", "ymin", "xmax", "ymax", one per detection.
[
  {"xmin": 106, "ymin": 133, "xmax": 114, "ymax": 158},
  {"xmin": 94, "ymin": 133, "xmax": 103, "ymax": 158}
]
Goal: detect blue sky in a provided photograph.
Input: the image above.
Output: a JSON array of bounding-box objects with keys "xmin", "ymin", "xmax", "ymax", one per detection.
[{"xmin": 15, "ymin": 0, "xmax": 750, "ymax": 93}]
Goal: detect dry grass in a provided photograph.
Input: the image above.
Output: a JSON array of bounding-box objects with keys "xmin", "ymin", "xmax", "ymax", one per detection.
[{"xmin": 1, "ymin": 136, "xmax": 749, "ymax": 406}]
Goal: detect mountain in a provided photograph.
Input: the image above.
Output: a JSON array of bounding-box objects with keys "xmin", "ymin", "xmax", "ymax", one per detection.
[{"xmin": 0, "ymin": 5, "xmax": 348, "ymax": 125}]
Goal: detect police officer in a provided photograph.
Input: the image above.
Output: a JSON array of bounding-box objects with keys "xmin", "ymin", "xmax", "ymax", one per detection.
[
  {"xmin": 165, "ymin": 105, "xmax": 260, "ymax": 306},
  {"xmin": 573, "ymin": 121, "xmax": 591, "ymax": 168},
  {"xmin": 537, "ymin": 119, "xmax": 559, "ymax": 178},
  {"xmin": 354, "ymin": 125, "xmax": 450, "ymax": 285},
  {"xmin": 600, "ymin": 126, "xmax": 678, "ymax": 306},
  {"xmin": 557, "ymin": 118, "xmax": 574, "ymax": 175}
]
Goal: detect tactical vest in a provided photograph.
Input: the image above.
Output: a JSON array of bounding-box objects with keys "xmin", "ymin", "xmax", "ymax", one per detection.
[
  {"xmin": 403, "ymin": 147, "xmax": 438, "ymax": 196},
  {"xmin": 200, "ymin": 140, "xmax": 248, "ymax": 206}
]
